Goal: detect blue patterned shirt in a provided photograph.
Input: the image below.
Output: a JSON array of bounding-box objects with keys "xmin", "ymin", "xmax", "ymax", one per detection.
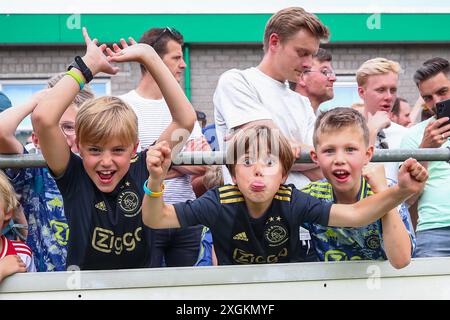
[
  {"xmin": 195, "ymin": 227, "xmax": 214, "ymax": 266},
  {"xmin": 6, "ymin": 165, "xmax": 68, "ymax": 271},
  {"xmin": 301, "ymin": 178, "xmax": 416, "ymax": 262}
]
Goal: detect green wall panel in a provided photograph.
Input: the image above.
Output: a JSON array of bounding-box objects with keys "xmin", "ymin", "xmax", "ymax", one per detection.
[
  {"xmin": 0, "ymin": 14, "xmax": 62, "ymax": 43},
  {"xmin": 1, "ymin": 14, "xmax": 449, "ymax": 44}
]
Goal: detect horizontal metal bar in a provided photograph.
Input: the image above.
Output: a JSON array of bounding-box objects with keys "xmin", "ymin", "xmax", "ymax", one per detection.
[
  {"xmin": 0, "ymin": 154, "xmax": 47, "ymax": 168},
  {"xmin": 1, "ymin": 148, "xmax": 449, "ymax": 168},
  {"xmin": 174, "ymin": 148, "xmax": 450, "ymax": 165}
]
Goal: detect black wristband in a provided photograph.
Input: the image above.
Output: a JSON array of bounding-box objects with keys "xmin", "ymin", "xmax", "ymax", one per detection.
[{"xmin": 68, "ymin": 56, "xmax": 93, "ymax": 83}]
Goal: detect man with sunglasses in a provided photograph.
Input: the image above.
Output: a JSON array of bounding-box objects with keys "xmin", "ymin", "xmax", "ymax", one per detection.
[
  {"xmin": 120, "ymin": 27, "xmax": 212, "ymax": 267},
  {"xmin": 0, "ymin": 74, "xmax": 93, "ymax": 272},
  {"xmin": 291, "ymin": 48, "xmax": 336, "ymax": 114}
]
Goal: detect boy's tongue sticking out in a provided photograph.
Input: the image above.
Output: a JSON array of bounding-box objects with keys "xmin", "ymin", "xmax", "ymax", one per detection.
[{"xmin": 251, "ymin": 181, "xmax": 266, "ymax": 192}]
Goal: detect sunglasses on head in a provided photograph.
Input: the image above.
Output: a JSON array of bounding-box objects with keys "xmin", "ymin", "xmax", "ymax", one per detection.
[{"xmin": 150, "ymin": 27, "xmax": 181, "ymax": 47}]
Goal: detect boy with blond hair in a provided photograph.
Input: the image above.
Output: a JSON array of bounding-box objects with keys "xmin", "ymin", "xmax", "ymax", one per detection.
[
  {"xmin": 31, "ymin": 28, "xmax": 196, "ymax": 270},
  {"xmin": 0, "ymin": 171, "xmax": 35, "ymax": 282},
  {"xmin": 142, "ymin": 124, "xmax": 427, "ymax": 265},
  {"xmin": 120, "ymin": 27, "xmax": 211, "ymax": 267},
  {"xmin": 302, "ymin": 108, "xmax": 414, "ymax": 268}
]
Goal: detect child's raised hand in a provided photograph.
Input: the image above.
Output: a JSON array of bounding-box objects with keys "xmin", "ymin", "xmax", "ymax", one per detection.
[
  {"xmin": 106, "ymin": 37, "xmax": 155, "ymax": 65},
  {"xmin": 398, "ymin": 158, "xmax": 428, "ymax": 194},
  {"xmin": 362, "ymin": 163, "xmax": 388, "ymax": 193},
  {"xmin": 110, "ymin": 37, "xmax": 138, "ymax": 53},
  {"xmin": 81, "ymin": 27, "xmax": 119, "ymax": 76},
  {"xmin": 0, "ymin": 255, "xmax": 26, "ymax": 282},
  {"xmin": 146, "ymin": 141, "xmax": 172, "ymax": 182}
]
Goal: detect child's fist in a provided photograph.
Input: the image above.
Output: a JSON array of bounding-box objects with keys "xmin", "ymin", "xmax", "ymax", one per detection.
[
  {"xmin": 398, "ymin": 158, "xmax": 428, "ymax": 194},
  {"xmin": 362, "ymin": 163, "xmax": 388, "ymax": 193},
  {"xmin": 146, "ymin": 141, "xmax": 172, "ymax": 181}
]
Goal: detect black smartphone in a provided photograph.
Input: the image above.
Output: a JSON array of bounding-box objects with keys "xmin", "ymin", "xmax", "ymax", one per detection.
[{"xmin": 436, "ymin": 98, "xmax": 450, "ymax": 128}]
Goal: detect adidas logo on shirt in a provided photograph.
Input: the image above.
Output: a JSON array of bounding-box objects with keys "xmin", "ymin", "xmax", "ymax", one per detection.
[
  {"xmin": 95, "ymin": 201, "xmax": 107, "ymax": 212},
  {"xmin": 233, "ymin": 232, "xmax": 249, "ymax": 242}
]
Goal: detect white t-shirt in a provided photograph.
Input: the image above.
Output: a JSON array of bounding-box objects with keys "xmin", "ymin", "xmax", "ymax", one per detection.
[
  {"xmin": 382, "ymin": 121, "xmax": 407, "ymax": 183},
  {"xmin": 214, "ymin": 67, "xmax": 316, "ymax": 189},
  {"xmin": 119, "ymin": 90, "xmax": 203, "ymax": 204}
]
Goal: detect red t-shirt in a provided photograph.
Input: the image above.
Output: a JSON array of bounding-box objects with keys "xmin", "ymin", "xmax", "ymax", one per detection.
[{"xmin": 0, "ymin": 235, "xmax": 36, "ymax": 272}]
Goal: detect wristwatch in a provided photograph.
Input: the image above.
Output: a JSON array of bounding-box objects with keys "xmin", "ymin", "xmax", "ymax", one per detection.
[{"xmin": 68, "ymin": 56, "xmax": 93, "ymax": 83}]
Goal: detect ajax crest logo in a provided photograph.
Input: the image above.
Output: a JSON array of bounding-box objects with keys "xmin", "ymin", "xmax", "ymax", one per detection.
[{"xmin": 117, "ymin": 190, "xmax": 140, "ymax": 217}]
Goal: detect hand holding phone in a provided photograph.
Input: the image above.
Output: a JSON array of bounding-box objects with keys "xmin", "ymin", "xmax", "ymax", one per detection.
[{"xmin": 436, "ymin": 98, "xmax": 450, "ymax": 128}]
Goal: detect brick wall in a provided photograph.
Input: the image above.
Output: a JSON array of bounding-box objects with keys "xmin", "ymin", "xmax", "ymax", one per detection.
[
  {"xmin": 189, "ymin": 45, "xmax": 264, "ymax": 124},
  {"xmin": 0, "ymin": 45, "xmax": 140, "ymax": 95},
  {"xmin": 1, "ymin": 43, "xmax": 449, "ymax": 126}
]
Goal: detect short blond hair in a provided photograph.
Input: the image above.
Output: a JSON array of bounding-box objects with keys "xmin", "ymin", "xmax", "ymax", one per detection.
[
  {"xmin": 0, "ymin": 171, "xmax": 19, "ymax": 214},
  {"xmin": 314, "ymin": 107, "xmax": 370, "ymax": 147},
  {"xmin": 356, "ymin": 58, "xmax": 402, "ymax": 87},
  {"xmin": 263, "ymin": 7, "xmax": 329, "ymax": 52},
  {"xmin": 75, "ymin": 96, "xmax": 138, "ymax": 146}
]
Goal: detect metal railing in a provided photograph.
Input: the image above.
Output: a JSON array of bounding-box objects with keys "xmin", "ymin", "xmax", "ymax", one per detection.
[{"xmin": 1, "ymin": 148, "xmax": 450, "ymax": 168}]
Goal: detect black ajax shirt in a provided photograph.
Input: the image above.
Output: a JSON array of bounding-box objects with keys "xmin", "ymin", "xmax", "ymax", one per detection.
[
  {"xmin": 174, "ymin": 184, "xmax": 331, "ymax": 265},
  {"xmin": 55, "ymin": 152, "xmax": 152, "ymax": 270}
]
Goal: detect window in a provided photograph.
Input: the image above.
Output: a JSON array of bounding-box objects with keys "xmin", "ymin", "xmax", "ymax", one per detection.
[
  {"xmin": 0, "ymin": 79, "xmax": 111, "ymax": 132},
  {"xmin": 318, "ymin": 75, "xmax": 362, "ymax": 113}
]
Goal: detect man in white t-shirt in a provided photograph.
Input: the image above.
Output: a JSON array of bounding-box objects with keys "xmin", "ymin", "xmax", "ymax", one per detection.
[
  {"xmin": 214, "ymin": 7, "xmax": 330, "ymax": 263},
  {"xmin": 120, "ymin": 27, "xmax": 211, "ymax": 267},
  {"xmin": 356, "ymin": 58, "xmax": 407, "ymax": 183},
  {"xmin": 214, "ymin": 7, "xmax": 330, "ymax": 190}
]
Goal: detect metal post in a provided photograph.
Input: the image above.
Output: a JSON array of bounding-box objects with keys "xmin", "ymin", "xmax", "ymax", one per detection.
[{"xmin": 183, "ymin": 43, "xmax": 191, "ymax": 100}]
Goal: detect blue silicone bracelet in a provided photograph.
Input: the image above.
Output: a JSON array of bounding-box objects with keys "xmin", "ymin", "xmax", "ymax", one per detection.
[{"xmin": 143, "ymin": 179, "xmax": 165, "ymax": 197}]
